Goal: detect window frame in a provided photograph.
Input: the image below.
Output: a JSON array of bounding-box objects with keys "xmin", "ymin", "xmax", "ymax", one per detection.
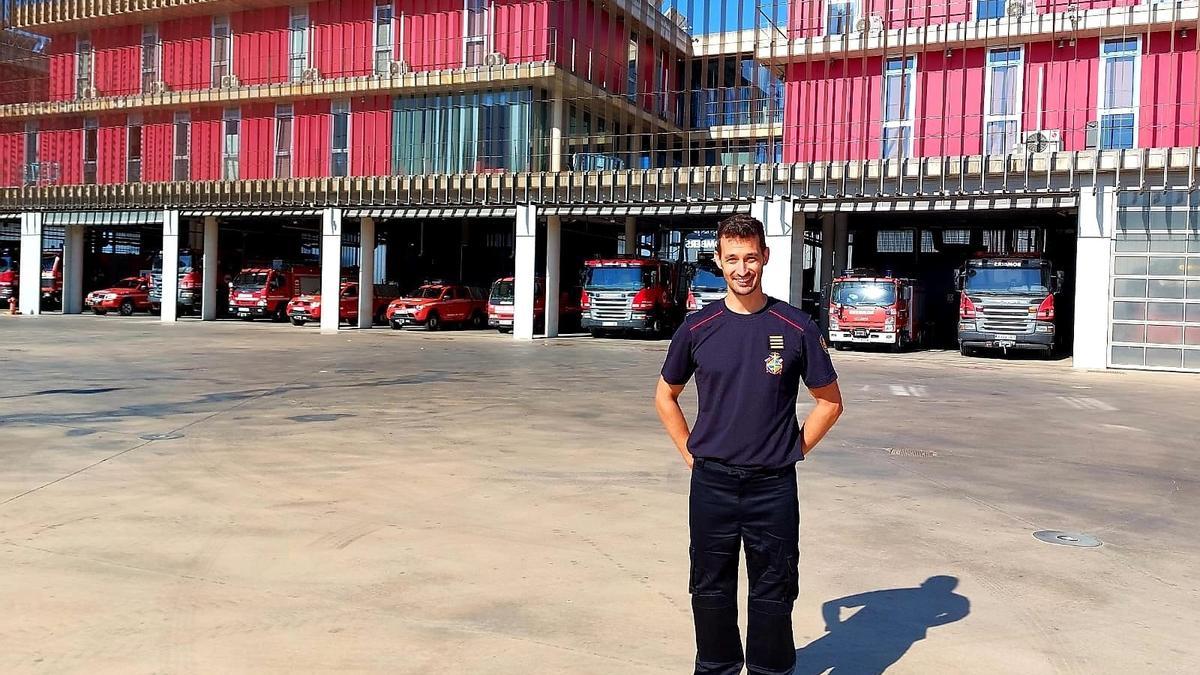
[
  {"xmin": 211, "ymin": 15, "xmax": 233, "ymax": 86},
  {"xmin": 289, "ymin": 6, "xmax": 309, "ymax": 82},
  {"xmin": 274, "ymin": 103, "xmax": 294, "ymax": 179},
  {"xmin": 82, "ymin": 117, "xmax": 98, "ymax": 185},
  {"xmin": 173, "ymin": 110, "xmax": 191, "ymax": 181},
  {"xmin": 973, "ymin": 0, "xmax": 1008, "ymax": 21},
  {"xmin": 463, "ymin": 0, "xmax": 490, "ymax": 67},
  {"xmin": 126, "ymin": 113, "xmax": 143, "ymax": 183},
  {"xmin": 373, "ymin": 0, "xmax": 395, "ymax": 75},
  {"xmin": 141, "ymin": 24, "xmax": 161, "ymax": 92},
  {"xmin": 824, "ymin": 0, "xmax": 859, "ymax": 37},
  {"xmin": 331, "ymin": 99, "xmax": 351, "ymax": 178},
  {"xmin": 1097, "ymin": 36, "xmax": 1141, "ymax": 151},
  {"xmin": 75, "ymin": 32, "xmax": 94, "ymax": 96},
  {"xmin": 222, "ymin": 107, "xmax": 241, "ymax": 181},
  {"xmin": 881, "ymin": 55, "xmax": 917, "ymax": 160},
  {"xmin": 982, "ymin": 46, "xmax": 1025, "ymax": 156}
]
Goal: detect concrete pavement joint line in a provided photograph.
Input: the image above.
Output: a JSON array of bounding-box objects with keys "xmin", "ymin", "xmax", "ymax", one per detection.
[
  {"xmin": 0, "ymin": 540, "xmax": 231, "ymax": 588},
  {"xmin": 0, "ymin": 382, "xmax": 292, "ymax": 510}
]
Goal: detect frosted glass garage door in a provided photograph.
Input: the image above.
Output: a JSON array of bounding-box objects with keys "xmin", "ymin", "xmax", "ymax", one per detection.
[{"xmin": 1110, "ymin": 231, "xmax": 1200, "ymax": 372}]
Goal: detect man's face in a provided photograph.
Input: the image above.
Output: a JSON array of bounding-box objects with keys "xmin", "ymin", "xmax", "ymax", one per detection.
[{"xmin": 716, "ymin": 236, "xmax": 769, "ymax": 297}]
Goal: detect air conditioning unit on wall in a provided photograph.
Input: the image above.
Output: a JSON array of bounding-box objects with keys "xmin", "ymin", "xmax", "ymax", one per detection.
[
  {"xmin": 387, "ymin": 60, "xmax": 410, "ymax": 77},
  {"xmin": 1007, "ymin": 0, "xmax": 1039, "ymax": 18},
  {"xmin": 855, "ymin": 13, "xmax": 884, "ymax": 37},
  {"xmin": 77, "ymin": 85, "xmax": 96, "ymax": 100},
  {"xmin": 147, "ymin": 80, "xmax": 169, "ymax": 95},
  {"xmin": 1021, "ymin": 129, "xmax": 1062, "ymax": 154},
  {"xmin": 218, "ymin": 74, "xmax": 240, "ymax": 88},
  {"xmin": 483, "ymin": 51, "xmax": 507, "ymax": 67},
  {"xmin": 301, "ymin": 67, "xmax": 321, "ymax": 83}
]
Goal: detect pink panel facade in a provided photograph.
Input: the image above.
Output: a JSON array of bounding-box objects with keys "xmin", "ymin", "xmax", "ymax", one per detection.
[
  {"xmin": 1141, "ymin": 32, "xmax": 1200, "ymax": 149},
  {"xmin": 93, "ymin": 25, "xmax": 141, "ymax": 97},
  {"xmin": 311, "ymin": 0, "xmax": 373, "ymax": 79},
  {"xmin": 351, "ymin": 96, "xmax": 391, "ymax": 177},
  {"xmin": 295, "ymin": 99, "xmax": 332, "ymax": 178},
  {"xmin": 550, "ymin": 0, "xmax": 627, "ymax": 94},
  {"xmin": 241, "ymin": 103, "xmax": 276, "ymax": 180},
  {"xmin": 47, "ymin": 35, "xmax": 75, "ymax": 101},
  {"xmin": 39, "ymin": 118, "xmax": 82, "ymax": 185},
  {"xmin": 784, "ymin": 58, "xmax": 882, "ymax": 163},
  {"xmin": 1026, "ymin": 39, "xmax": 1100, "ymax": 153},
  {"xmin": 915, "ymin": 49, "xmax": 985, "ymax": 158},
  {"xmin": 0, "ymin": 123, "xmax": 23, "ymax": 187},
  {"xmin": 786, "ymin": 1, "xmax": 1144, "ymax": 38},
  {"xmin": 96, "ymin": 114, "xmax": 127, "ymax": 184},
  {"xmin": 162, "ymin": 17, "xmax": 212, "ymax": 91},
  {"xmin": 189, "ymin": 107, "xmax": 222, "ymax": 181},
  {"xmin": 233, "ymin": 7, "xmax": 290, "ymax": 86},
  {"xmin": 142, "ymin": 112, "xmax": 174, "ymax": 183},
  {"xmin": 400, "ymin": 0, "xmax": 463, "ymax": 72},
  {"xmin": 494, "ymin": 0, "xmax": 552, "ymax": 67}
]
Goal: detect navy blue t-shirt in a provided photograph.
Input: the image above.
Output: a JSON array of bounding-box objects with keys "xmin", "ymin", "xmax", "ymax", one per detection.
[{"xmin": 661, "ymin": 297, "xmax": 837, "ymax": 469}]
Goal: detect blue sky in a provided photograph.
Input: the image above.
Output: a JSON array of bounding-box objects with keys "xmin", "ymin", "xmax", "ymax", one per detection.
[{"xmin": 660, "ymin": 0, "xmax": 789, "ymax": 35}]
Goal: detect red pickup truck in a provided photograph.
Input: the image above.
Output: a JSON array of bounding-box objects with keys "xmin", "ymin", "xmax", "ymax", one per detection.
[
  {"xmin": 386, "ymin": 283, "xmax": 488, "ymax": 330},
  {"xmin": 85, "ymin": 276, "xmax": 153, "ymax": 316},
  {"xmin": 286, "ymin": 281, "xmax": 400, "ymax": 327}
]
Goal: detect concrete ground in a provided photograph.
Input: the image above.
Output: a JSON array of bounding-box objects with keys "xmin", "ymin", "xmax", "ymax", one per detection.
[{"xmin": 0, "ymin": 314, "xmax": 1197, "ymax": 674}]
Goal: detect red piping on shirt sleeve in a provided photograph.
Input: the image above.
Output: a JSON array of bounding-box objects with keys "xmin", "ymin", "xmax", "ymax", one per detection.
[
  {"xmin": 768, "ymin": 310, "xmax": 806, "ymax": 333},
  {"xmin": 689, "ymin": 312, "xmax": 723, "ymax": 332}
]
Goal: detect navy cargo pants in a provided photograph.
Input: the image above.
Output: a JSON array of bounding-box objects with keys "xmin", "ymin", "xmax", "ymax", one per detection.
[{"xmin": 689, "ymin": 458, "xmax": 800, "ymax": 675}]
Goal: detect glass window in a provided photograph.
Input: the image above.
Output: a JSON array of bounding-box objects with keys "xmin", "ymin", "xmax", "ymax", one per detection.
[
  {"xmin": 977, "ymin": 0, "xmax": 1006, "ymax": 19},
  {"xmin": 826, "ymin": 1, "xmax": 857, "ymax": 36},
  {"xmin": 1114, "ymin": 256, "xmax": 1148, "ymax": 275},
  {"xmin": 275, "ymin": 104, "xmax": 293, "ymax": 179},
  {"xmin": 82, "ymin": 118, "xmax": 98, "ymax": 184},
  {"xmin": 173, "ymin": 111, "xmax": 190, "ymax": 181},
  {"xmin": 1111, "ymin": 323, "xmax": 1146, "ymax": 343},
  {"xmin": 1111, "ymin": 345, "xmax": 1144, "ymax": 365},
  {"xmin": 212, "ymin": 16, "xmax": 232, "ymax": 85},
  {"xmin": 1112, "ymin": 301, "xmax": 1146, "ymax": 321},
  {"xmin": 222, "ymin": 107, "xmax": 240, "ymax": 180},
  {"xmin": 1099, "ymin": 38, "xmax": 1138, "ymax": 150},
  {"xmin": 627, "ymin": 34, "xmax": 638, "ymax": 102},
  {"xmin": 882, "ymin": 56, "xmax": 915, "ymax": 159},
  {"xmin": 1149, "ymin": 257, "xmax": 1186, "ymax": 276},
  {"xmin": 985, "ymin": 48, "xmax": 1022, "ymax": 155},
  {"xmin": 1145, "ymin": 347, "xmax": 1183, "ymax": 368},
  {"xmin": 374, "ymin": 0, "xmax": 395, "ymax": 75},
  {"xmin": 141, "ymin": 24, "xmax": 160, "ymax": 92},
  {"xmin": 76, "ymin": 33, "xmax": 93, "ymax": 95},
  {"xmin": 1147, "ymin": 279, "xmax": 1186, "ymax": 299},
  {"xmin": 127, "ymin": 113, "xmax": 143, "ymax": 183},
  {"xmin": 289, "ymin": 7, "xmax": 308, "ymax": 82},
  {"xmin": 1113, "ymin": 278, "xmax": 1148, "ymax": 298},
  {"xmin": 464, "ymin": 0, "xmax": 489, "ymax": 67},
  {"xmin": 1147, "ymin": 302, "xmax": 1184, "ymax": 322},
  {"xmin": 331, "ymin": 100, "xmax": 350, "ymax": 177}
]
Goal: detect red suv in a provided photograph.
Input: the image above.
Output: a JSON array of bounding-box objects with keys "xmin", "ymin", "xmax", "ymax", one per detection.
[
  {"xmin": 386, "ymin": 284, "xmax": 488, "ymax": 330},
  {"xmin": 85, "ymin": 277, "xmax": 153, "ymax": 316}
]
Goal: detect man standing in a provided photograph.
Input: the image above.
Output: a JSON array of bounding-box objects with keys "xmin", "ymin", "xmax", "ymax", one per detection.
[{"xmin": 655, "ymin": 213, "xmax": 844, "ymax": 675}]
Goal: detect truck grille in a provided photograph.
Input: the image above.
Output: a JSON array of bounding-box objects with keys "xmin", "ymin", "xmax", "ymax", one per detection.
[
  {"xmin": 979, "ymin": 303, "xmax": 1034, "ymax": 335},
  {"xmin": 692, "ymin": 291, "xmax": 725, "ymax": 312},
  {"xmin": 148, "ymin": 272, "xmax": 163, "ymax": 302},
  {"xmin": 590, "ymin": 293, "xmax": 632, "ymax": 321}
]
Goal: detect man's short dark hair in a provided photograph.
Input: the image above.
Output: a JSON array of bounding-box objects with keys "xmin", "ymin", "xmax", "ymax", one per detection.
[{"xmin": 716, "ymin": 213, "xmax": 767, "ymax": 253}]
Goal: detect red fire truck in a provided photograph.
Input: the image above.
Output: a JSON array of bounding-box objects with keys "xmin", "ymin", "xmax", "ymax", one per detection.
[
  {"xmin": 580, "ymin": 257, "xmax": 685, "ymax": 337},
  {"xmin": 827, "ymin": 270, "xmax": 925, "ymax": 351},
  {"xmin": 0, "ymin": 249, "xmax": 63, "ymax": 310},
  {"xmin": 286, "ymin": 281, "xmax": 400, "ymax": 327},
  {"xmin": 228, "ymin": 263, "xmax": 321, "ymax": 321}
]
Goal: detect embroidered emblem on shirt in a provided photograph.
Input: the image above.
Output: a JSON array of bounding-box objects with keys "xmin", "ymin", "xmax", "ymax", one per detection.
[
  {"xmin": 765, "ymin": 351, "xmax": 784, "ymax": 375},
  {"xmin": 769, "ymin": 334, "xmax": 785, "ymax": 350}
]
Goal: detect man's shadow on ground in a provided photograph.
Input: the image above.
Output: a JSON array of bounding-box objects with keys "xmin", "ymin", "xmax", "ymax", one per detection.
[{"xmin": 793, "ymin": 575, "xmax": 970, "ymax": 675}]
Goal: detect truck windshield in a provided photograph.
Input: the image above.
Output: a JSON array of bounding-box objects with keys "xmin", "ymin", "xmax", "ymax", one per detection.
[
  {"xmin": 832, "ymin": 281, "xmax": 896, "ymax": 306},
  {"xmin": 115, "ymin": 278, "xmax": 141, "ymax": 289},
  {"xmin": 0, "ymin": 256, "xmax": 14, "ymax": 273},
  {"xmin": 41, "ymin": 256, "xmax": 57, "ymax": 272},
  {"xmin": 586, "ymin": 266, "xmax": 648, "ymax": 291},
  {"xmin": 490, "ymin": 280, "xmax": 514, "ymax": 303},
  {"xmin": 408, "ymin": 287, "xmax": 444, "ymax": 299},
  {"xmin": 691, "ymin": 268, "xmax": 724, "ymax": 291},
  {"xmin": 965, "ymin": 268, "xmax": 1049, "ymax": 295},
  {"xmin": 179, "ymin": 253, "xmax": 195, "ymax": 274},
  {"xmin": 232, "ymin": 272, "xmax": 269, "ymax": 290}
]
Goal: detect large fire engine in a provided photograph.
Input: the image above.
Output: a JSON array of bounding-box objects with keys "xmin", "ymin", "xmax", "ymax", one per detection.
[
  {"xmin": 228, "ymin": 263, "xmax": 321, "ymax": 321},
  {"xmin": 827, "ymin": 270, "xmax": 925, "ymax": 351},
  {"xmin": 580, "ymin": 257, "xmax": 685, "ymax": 337},
  {"xmin": 956, "ymin": 255, "xmax": 1065, "ymax": 357}
]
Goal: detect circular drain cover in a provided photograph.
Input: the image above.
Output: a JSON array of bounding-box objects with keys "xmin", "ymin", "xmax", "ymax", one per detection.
[
  {"xmin": 139, "ymin": 432, "xmax": 184, "ymax": 441},
  {"xmin": 1033, "ymin": 530, "xmax": 1101, "ymax": 548}
]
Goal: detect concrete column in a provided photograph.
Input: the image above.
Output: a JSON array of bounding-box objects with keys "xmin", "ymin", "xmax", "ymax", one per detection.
[
  {"xmin": 833, "ymin": 213, "xmax": 850, "ymax": 277},
  {"xmin": 320, "ymin": 208, "xmax": 343, "ymax": 334},
  {"xmin": 61, "ymin": 224, "xmax": 85, "ymax": 314},
  {"xmin": 1073, "ymin": 184, "xmax": 1115, "ymax": 370},
  {"xmin": 357, "ymin": 217, "xmax": 376, "ymax": 329},
  {"xmin": 549, "ymin": 90, "xmax": 565, "ymax": 173},
  {"xmin": 544, "ymin": 215, "xmax": 561, "ymax": 338},
  {"xmin": 820, "ymin": 214, "xmax": 836, "ymax": 289},
  {"xmin": 18, "ymin": 212, "xmax": 42, "ymax": 315},
  {"xmin": 514, "ymin": 204, "xmax": 537, "ymax": 340},
  {"xmin": 623, "ymin": 216, "xmax": 638, "ymax": 255},
  {"xmin": 201, "ymin": 216, "xmax": 219, "ymax": 320},
  {"xmin": 751, "ymin": 196, "xmax": 800, "ymax": 304},
  {"xmin": 160, "ymin": 210, "xmax": 179, "ymax": 323}
]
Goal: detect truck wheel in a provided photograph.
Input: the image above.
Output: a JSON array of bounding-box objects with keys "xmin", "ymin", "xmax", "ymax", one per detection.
[
  {"xmin": 375, "ymin": 309, "xmax": 387, "ymax": 326},
  {"xmin": 469, "ymin": 311, "xmax": 486, "ymax": 330},
  {"xmin": 426, "ymin": 312, "xmax": 441, "ymax": 331},
  {"xmin": 589, "ymin": 328, "xmax": 605, "ymax": 339},
  {"xmin": 119, "ymin": 300, "xmax": 134, "ymax": 316},
  {"xmin": 959, "ymin": 344, "xmax": 975, "ymax": 357},
  {"xmin": 891, "ymin": 334, "xmax": 907, "ymax": 353},
  {"xmin": 272, "ymin": 305, "xmax": 287, "ymax": 322},
  {"xmin": 291, "ymin": 317, "xmax": 307, "ymax": 327},
  {"xmin": 390, "ymin": 320, "xmax": 403, "ymax": 330},
  {"xmin": 93, "ymin": 309, "xmax": 107, "ymax": 316},
  {"xmin": 498, "ymin": 326, "xmax": 512, "ymax": 334}
]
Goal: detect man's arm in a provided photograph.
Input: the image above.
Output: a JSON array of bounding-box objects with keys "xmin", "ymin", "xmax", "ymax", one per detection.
[
  {"xmin": 800, "ymin": 381, "xmax": 844, "ymax": 457},
  {"xmin": 655, "ymin": 377, "xmax": 693, "ymax": 469}
]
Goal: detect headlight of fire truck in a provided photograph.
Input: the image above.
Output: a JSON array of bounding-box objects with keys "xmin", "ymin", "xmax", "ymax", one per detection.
[
  {"xmin": 257, "ymin": 299, "xmax": 268, "ymax": 307},
  {"xmin": 311, "ymin": 301, "xmax": 321, "ymax": 310},
  {"xmin": 884, "ymin": 318, "xmax": 896, "ymax": 331},
  {"xmin": 829, "ymin": 316, "xmax": 839, "ymax": 330}
]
